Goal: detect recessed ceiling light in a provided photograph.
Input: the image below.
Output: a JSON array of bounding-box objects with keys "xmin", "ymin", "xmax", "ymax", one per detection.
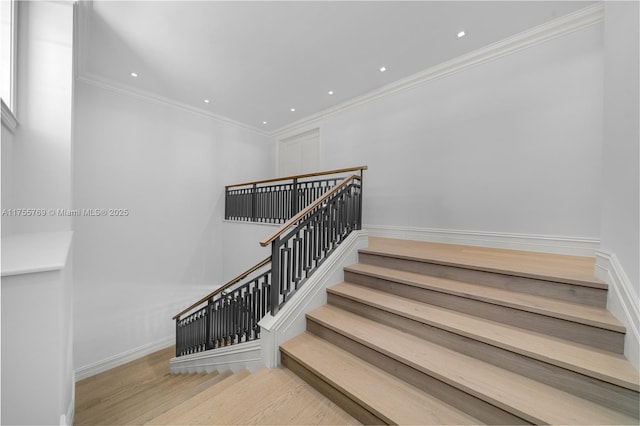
[
  {"xmin": 379, "ymin": 66, "xmax": 387, "ymax": 72},
  {"xmin": 204, "ymin": 99, "xmax": 210, "ymax": 104},
  {"xmin": 457, "ymin": 31, "xmax": 466, "ymax": 38},
  {"xmin": 328, "ymin": 90, "xmax": 334, "ymax": 95},
  {"xmin": 290, "ymin": 108, "xmax": 296, "ymax": 112},
  {"xmin": 130, "ymin": 72, "xmax": 138, "ymax": 78}
]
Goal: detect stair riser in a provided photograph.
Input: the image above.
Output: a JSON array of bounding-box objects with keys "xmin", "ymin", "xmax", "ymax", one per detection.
[
  {"xmin": 358, "ymin": 252, "xmax": 607, "ymax": 307},
  {"xmin": 306, "ymin": 318, "xmax": 531, "ymax": 425},
  {"xmin": 345, "ymin": 271, "xmax": 625, "ymax": 353},
  {"xmin": 328, "ymin": 292, "xmax": 640, "ymax": 418},
  {"xmin": 280, "ymin": 352, "xmax": 386, "ymax": 425}
]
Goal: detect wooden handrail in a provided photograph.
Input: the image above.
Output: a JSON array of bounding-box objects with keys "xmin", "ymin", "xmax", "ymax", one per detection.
[
  {"xmin": 173, "ymin": 256, "xmax": 271, "ymax": 320},
  {"xmin": 260, "ymin": 174, "xmax": 361, "ymax": 247},
  {"xmin": 225, "ymin": 165, "xmax": 367, "ymax": 189}
]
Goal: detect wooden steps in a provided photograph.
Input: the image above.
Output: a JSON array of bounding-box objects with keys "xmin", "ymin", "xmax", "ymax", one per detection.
[
  {"xmin": 280, "ymin": 237, "xmax": 640, "ymax": 425},
  {"xmin": 344, "ymin": 262, "xmax": 625, "ymax": 352},
  {"xmin": 362, "ymin": 238, "xmax": 607, "ymax": 288},
  {"xmin": 359, "ymin": 238, "xmax": 608, "ymax": 307},
  {"xmin": 328, "ymin": 282, "xmax": 638, "ymax": 392},
  {"xmin": 305, "ymin": 304, "xmax": 637, "ymax": 424},
  {"xmin": 75, "ymin": 347, "xmax": 358, "ymax": 425},
  {"xmin": 281, "ymin": 332, "xmax": 479, "ymax": 425}
]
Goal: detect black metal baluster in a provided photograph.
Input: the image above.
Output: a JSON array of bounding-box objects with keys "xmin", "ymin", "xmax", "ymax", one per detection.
[
  {"xmin": 205, "ymin": 300, "xmax": 212, "ymax": 350},
  {"xmin": 295, "ymin": 235, "xmax": 303, "ymax": 289},
  {"xmin": 291, "ymin": 178, "xmax": 299, "ymax": 218},
  {"xmin": 271, "ymin": 241, "xmax": 281, "ymax": 315}
]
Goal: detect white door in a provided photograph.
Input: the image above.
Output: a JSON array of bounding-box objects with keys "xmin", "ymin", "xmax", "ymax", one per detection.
[{"xmin": 278, "ymin": 128, "xmax": 320, "ymax": 177}]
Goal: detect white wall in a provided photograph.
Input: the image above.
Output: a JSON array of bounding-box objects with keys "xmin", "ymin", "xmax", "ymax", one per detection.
[
  {"xmin": 1, "ymin": 2, "xmax": 75, "ymax": 423},
  {"xmin": 601, "ymin": 1, "xmax": 639, "ymax": 303},
  {"xmin": 221, "ymin": 221, "xmax": 274, "ymax": 282},
  {"xmin": 2, "ymin": 267, "xmax": 72, "ymax": 425},
  {"xmin": 73, "ymin": 81, "xmax": 274, "ymax": 373},
  {"xmin": 279, "ymin": 24, "xmax": 604, "ymax": 241}
]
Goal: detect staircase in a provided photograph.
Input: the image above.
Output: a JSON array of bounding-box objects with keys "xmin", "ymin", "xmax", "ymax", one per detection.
[{"xmin": 280, "ymin": 237, "xmax": 640, "ymax": 425}]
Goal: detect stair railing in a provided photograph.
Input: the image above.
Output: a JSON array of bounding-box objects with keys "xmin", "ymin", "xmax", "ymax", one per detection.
[
  {"xmin": 174, "ymin": 166, "xmax": 366, "ymax": 357},
  {"xmin": 173, "ymin": 257, "xmax": 272, "ymax": 356},
  {"xmin": 260, "ymin": 174, "xmax": 363, "ymax": 315},
  {"xmin": 225, "ymin": 166, "xmax": 367, "ymax": 224}
]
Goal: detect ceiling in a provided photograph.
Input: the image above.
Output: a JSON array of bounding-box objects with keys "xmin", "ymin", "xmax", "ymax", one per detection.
[{"xmin": 79, "ymin": 1, "xmax": 593, "ymax": 133}]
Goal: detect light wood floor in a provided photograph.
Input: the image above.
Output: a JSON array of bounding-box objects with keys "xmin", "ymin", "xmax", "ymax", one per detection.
[{"xmin": 74, "ymin": 346, "xmax": 359, "ymax": 425}]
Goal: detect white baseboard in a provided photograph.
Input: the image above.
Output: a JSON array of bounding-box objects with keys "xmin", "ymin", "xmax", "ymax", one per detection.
[
  {"xmin": 259, "ymin": 230, "xmax": 369, "ymax": 368},
  {"xmin": 364, "ymin": 225, "xmax": 600, "ymax": 257},
  {"xmin": 74, "ymin": 336, "xmax": 175, "ymax": 381},
  {"xmin": 596, "ymin": 250, "xmax": 640, "ymax": 371},
  {"xmin": 170, "ymin": 339, "xmax": 263, "ymax": 374}
]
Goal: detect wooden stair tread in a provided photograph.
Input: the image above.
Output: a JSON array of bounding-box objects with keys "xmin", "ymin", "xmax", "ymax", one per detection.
[
  {"xmin": 308, "ymin": 304, "xmax": 638, "ymax": 425},
  {"xmin": 329, "ymin": 282, "xmax": 640, "ymax": 391},
  {"xmin": 364, "ymin": 237, "xmax": 606, "ymax": 288},
  {"xmin": 281, "ymin": 332, "xmax": 480, "ymax": 425},
  {"xmin": 190, "ymin": 367, "xmax": 359, "ymax": 425},
  {"xmin": 145, "ymin": 369, "xmax": 249, "ymax": 425},
  {"xmin": 346, "ymin": 262, "xmax": 624, "ymax": 332}
]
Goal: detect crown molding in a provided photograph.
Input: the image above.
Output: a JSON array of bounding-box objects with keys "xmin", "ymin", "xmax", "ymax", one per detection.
[
  {"xmin": 77, "ymin": 72, "xmax": 270, "ymax": 137},
  {"xmin": 273, "ymin": 3, "xmax": 604, "ymax": 138}
]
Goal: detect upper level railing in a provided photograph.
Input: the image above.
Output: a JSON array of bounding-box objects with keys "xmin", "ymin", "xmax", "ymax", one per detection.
[
  {"xmin": 225, "ymin": 166, "xmax": 367, "ymax": 224},
  {"xmin": 174, "ymin": 166, "xmax": 366, "ymax": 357}
]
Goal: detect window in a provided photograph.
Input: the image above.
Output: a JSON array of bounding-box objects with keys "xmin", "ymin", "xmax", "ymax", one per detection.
[{"xmin": 1, "ymin": 0, "xmax": 17, "ymax": 130}]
